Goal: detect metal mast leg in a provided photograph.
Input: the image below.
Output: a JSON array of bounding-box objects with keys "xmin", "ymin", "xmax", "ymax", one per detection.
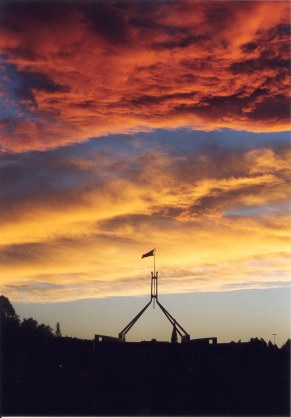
[
  {"xmin": 118, "ymin": 300, "xmax": 152, "ymax": 341},
  {"xmin": 157, "ymin": 300, "xmax": 190, "ymax": 342}
]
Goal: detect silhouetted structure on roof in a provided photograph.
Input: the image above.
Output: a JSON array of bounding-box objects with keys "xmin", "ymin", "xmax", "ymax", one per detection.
[
  {"xmin": 94, "ymin": 265, "xmax": 221, "ymax": 345},
  {"xmin": 118, "ymin": 270, "xmax": 190, "ymax": 343}
]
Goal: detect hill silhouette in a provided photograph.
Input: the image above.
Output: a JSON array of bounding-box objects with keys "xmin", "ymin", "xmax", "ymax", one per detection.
[{"xmin": 1, "ymin": 295, "xmax": 290, "ymax": 416}]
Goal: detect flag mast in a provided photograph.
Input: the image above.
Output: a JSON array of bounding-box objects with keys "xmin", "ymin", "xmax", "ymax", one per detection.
[
  {"xmin": 118, "ymin": 249, "xmax": 190, "ymax": 343},
  {"xmin": 153, "ymin": 248, "xmax": 156, "ymax": 308}
]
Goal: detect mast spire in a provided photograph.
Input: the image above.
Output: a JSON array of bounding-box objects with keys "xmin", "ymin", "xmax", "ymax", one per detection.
[{"xmin": 118, "ymin": 250, "xmax": 190, "ymax": 343}]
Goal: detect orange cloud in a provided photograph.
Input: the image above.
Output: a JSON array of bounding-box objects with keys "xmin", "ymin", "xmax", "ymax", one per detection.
[
  {"xmin": 0, "ymin": 1, "xmax": 290, "ymax": 152},
  {"xmin": 0, "ymin": 136, "xmax": 289, "ymax": 302}
]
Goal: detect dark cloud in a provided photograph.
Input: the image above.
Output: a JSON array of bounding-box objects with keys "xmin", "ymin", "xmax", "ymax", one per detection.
[
  {"xmin": 173, "ymin": 89, "xmax": 290, "ymax": 125},
  {"xmin": 15, "ymin": 70, "xmax": 69, "ymax": 106},
  {"xmin": 123, "ymin": 91, "xmax": 198, "ymax": 108},
  {"xmin": 230, "ymin": 57, "xmax": 289, "ymax": 74},
  {"xmin": 71, "ymin": 100, "xmax": 96, "ymax": 109},
  {"xmin": 0, "ymin": 150, "xmax": 89, "ymax": 223},
  {"xmin": 0, "ymin": 0, "xmax": 69, "ymax": 30},
  {"xmin": 0, "ymin": 242, "xmax": 55, "ymax": 265},
  {"xmin": 241, "ymin": 42, "xmax": 258, "ymax": 53},
  {"xmin": 1, "ymin": 58, "xmax": 69, "ymax": 114},
  {"xmin": 187, "ymin": 184, "xmax": 269, "ymax": 217},
  {"xmin": 99, "ymin": 213, "xmax": 157, "ymax": 232},
  {"xmin": 204, "ymin": 2, "xmax": 235, "ymax": 28},
  {"xmin": 152, "ymin": 34, "xmax": 210, "ymax": 50},
  {"xmin": 180, "ymin": 57, "xmax": 213, "ymax": 72},
  {"xmin": 3, "ymin": 45, "xmax": 40, "ymax": 61},
  {"xmin": 4, "ymin": 282, "xmax": 65, "ymax": 291},
  {"xmin": 173, "ymin": 93, "xmax": 244, "ymax": 119},
  {"xmin": 81, "ymin": 1, "xmax": 130, "ymax": 43},
  {"xmin": 221, "ymin": 281, "xmax": 291, "ymax": 291},
  {"xmin": 249, "ymin": 95, "xmax": 290, "ymax": 121}
]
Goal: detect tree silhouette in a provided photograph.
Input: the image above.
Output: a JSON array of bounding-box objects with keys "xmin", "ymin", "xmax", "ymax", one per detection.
[
  {"xmin": 0, "ymin": 295, "xmax": 20, "ymax": 343},
  {"xmin": 38, "ymin": 323, "xmax": 53, "ymax": 340},
  {"xmin": 21, "ymin": 317, "xmax": 38, "ymax": 331},
  {"xmin": 55, "ymin": 322, "xmax": 62, "ymax": 338},
  {"xmin": 0, "ymin": 295, "xmax": 19, "ymax": 324},
  {"xmin": 249, "ymin": 337, "xmax": 268, "ymax": 348},
  {"xmin": 20, "ymin": 317, "xmax": 53, "ymax": 341}
]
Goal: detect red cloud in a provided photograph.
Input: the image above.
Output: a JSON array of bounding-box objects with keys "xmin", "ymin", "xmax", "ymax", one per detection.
[{"xmin": 0, "ymin": 0, "xmax": 290, "ymax": 152}]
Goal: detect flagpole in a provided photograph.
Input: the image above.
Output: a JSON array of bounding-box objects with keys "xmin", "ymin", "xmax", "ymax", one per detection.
[{"xmin": 153, "ymin": 249, "xmax": 156, "ymax": 308}]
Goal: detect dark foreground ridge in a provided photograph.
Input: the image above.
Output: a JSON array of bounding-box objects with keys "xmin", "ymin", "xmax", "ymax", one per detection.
[{"xmin": 1, "ymin": 295, "xmax": 290, "ymax": 416}]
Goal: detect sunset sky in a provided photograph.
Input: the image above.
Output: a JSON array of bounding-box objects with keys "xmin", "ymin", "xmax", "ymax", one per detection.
[{"xmin": 0, "ymin": 0, "xmax": 290, "ymax": 345}]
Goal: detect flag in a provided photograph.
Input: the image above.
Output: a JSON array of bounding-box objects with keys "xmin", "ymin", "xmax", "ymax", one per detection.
[{"xmin": 141, "ymin": 249, "xmax": 155, "ymax": 259}]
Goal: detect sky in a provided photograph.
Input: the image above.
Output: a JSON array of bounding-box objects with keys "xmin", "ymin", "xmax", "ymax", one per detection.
[{"xmin": 0, "ymin": 0, "xmax": 290, "ymax": 345}]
